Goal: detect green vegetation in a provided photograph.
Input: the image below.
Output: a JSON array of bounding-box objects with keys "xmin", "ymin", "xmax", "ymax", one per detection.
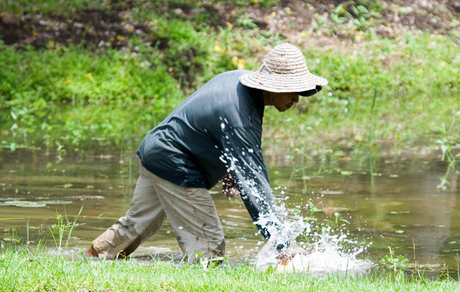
[
  {"xmin": 0, "ymin": 247, "xmax": 458, "ymax": 291},
  {"xmin": 0, "ymin": 0, "xmax": 459, "ymax": 155},
  {"xmin": 0, "ymin": 44, "xmax": 184, "ymax": 149}
]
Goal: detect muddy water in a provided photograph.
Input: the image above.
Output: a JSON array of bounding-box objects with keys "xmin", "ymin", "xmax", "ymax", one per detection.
[{"xmin": 1, "ymin": 148, "xmax": 459, "ymax": 274}]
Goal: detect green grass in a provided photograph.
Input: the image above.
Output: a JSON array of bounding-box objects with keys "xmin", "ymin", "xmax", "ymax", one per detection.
[
  {"xmin": 1, "ymin": 30, "xmax": 459, "ymax": 152},
  {"xmin": 263, "ymin": 33, "xmax": 460, "ymax": 149},
  {"xmin": 0, "ymin": 247, "xmax": 458, "ymax": 291},
  {"xmin": 0, "ymin": 42, "xmax": 184, "ymax": 149}
]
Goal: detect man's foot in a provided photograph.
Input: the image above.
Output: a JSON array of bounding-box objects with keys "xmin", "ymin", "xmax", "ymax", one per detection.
[{"xmin": 84, "ymin": 245, "xmax": 99, "ymax": 258}]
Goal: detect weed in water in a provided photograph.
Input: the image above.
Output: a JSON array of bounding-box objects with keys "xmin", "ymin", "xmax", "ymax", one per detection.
[
  {"xmin": 434, "ymin": 109, "xmax": 460, "ymax": 191},
  {"xmin": 48, "ymin": 206, "xmax": 83, "ymax": 253},
  {"xmin": 380, "ymin": 246, "xmax": 409, "ymax": 277}
]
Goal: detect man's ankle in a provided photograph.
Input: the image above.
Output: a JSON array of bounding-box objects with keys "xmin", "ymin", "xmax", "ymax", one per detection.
[{"xmin": 85, "ymin": 245, "xmax": 99, "ymax": 257}]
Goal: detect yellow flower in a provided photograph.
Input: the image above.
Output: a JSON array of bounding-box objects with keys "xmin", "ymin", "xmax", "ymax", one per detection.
[
  {"xmin": 85, "ymin": 73, "xmax": 93, "ymax": 79},
  {"xmin": 301, "ymin": 31, "xmax": 307, "ymax": 37},
  {"xmin": 231, "ymin": 56, "xmax": 239, "ymax": 66},
  {"xmin": 48, "ymin": 40, "xmax": 54, "ymax": 47},
  {"xmin": 286, "ymin": 10, "xmax": 292, "ymax": 15},
  {"xmin": 354, "ymin": 31, "xmax": 364, "ymax": 41},
  {"xmin": 349, "ymin": 55, "xmax": 355, "ymax": 61},
  {"xmin": 417, "ymin": 68, "xmax": 423, "ymax": 75},
  {"xmin": 238, "ymin": 59, "xmax": 245, "ymax": 69},
  {"xmin": 32, "ymin": 31, "xmax": 38, "ymax": 36},
  {"xmin": 271, "ymin": 11, "xmax": 276, "ymax": 17},
  {"xmin": 214, "ymin": 44, "xmax": 224, "ymax": 52}
]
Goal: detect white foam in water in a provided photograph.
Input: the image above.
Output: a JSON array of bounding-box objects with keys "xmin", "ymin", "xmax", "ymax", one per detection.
[
  {"xmin": 256, "ymin": 231, "xmax": 374, "ymax": 276},
  {"xmin": 253, "ymin": 209, "xmax": 373, "ymax": 276}
]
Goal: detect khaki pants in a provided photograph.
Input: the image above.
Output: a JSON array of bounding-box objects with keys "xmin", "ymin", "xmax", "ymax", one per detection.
[{"xmin": 92, "ymin": 163, "xmax": 225, "ymax": 263}]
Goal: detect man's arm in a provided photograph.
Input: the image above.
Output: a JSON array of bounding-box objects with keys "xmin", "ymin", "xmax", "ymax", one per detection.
[{"xmin": 220, "ymin": 127, "xmax": 290, "ymax": 251}]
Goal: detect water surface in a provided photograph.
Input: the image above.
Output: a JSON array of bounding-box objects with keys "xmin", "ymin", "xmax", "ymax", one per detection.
[{"xmin": 1, "ymin": 148, "xmax": 459, "ymax": 276}]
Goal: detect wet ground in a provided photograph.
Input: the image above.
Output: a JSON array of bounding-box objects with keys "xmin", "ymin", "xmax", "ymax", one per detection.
[{"xmin": 1, "ymin": 148, "xmax": 459, "ymax": 277}]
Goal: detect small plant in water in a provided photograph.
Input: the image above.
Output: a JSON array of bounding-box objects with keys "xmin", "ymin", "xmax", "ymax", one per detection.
[
  {"xmin": 381, "ymin": 246, "xmax": 409, "ymax": 276},
  {"xmin": 434, "ymin": 110, "xmax": 460, "ymax": 191},
  {"xmin": 48, "ymin": 206, "xmax": 83, "ymax": 253}
]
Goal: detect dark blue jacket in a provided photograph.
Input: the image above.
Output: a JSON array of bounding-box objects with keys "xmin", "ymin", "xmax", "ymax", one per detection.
[{"xmin": 137, "ymin": 70, "xmax": 288, "ymax": 249}]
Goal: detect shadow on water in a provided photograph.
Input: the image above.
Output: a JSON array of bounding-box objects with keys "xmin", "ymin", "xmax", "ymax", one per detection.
[{"xmin": 0, "ymin": 148, "xmax": 459, "ymax": 278}]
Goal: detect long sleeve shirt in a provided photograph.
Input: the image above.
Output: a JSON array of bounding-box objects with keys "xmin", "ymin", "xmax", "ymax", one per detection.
[{"xmin": 136, "ymin": 70, "xmax": 289, "ymax": 250}]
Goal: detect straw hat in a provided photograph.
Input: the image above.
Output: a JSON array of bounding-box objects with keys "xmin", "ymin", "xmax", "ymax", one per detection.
[{"xmin": 239, "ymin": 43, "xmax": 328, "ymax": 96}]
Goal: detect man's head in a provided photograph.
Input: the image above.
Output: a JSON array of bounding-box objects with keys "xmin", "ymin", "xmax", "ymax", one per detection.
[
  {"xmin": 262, "ymin": 91, "xmax": 299, "ymax": 112},
  {"xmin": 239, "ymin": 43, "xmax": 327, "ymax": 110}
]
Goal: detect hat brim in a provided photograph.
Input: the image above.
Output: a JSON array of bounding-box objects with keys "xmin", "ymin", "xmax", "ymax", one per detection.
[
  {"xmin": 298, "ymin": 86, "xmax": 322, "ymax": 97},
  {"xmin": 239, "ymin": 70, "xmax": 328, "ymax": 94}
]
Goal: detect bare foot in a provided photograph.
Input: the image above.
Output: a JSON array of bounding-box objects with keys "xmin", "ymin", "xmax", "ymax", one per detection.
[{"xmin": 84, "ymin": 245, "xmax": 99, "ymax": 257}]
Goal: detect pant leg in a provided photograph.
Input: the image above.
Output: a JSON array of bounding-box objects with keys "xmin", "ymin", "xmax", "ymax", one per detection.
[
  {"xmin": 92, "ymin": 164, "xmax": 167, "ymax": 259},
  {"xmin": 145, "ymin": 171, "xmax": 225, "ymax": 263}
]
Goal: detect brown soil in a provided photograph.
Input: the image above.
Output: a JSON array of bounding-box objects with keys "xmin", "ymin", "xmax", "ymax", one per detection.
[
  {"xmin": 1, "ymin": 1, "xmax": 459, "ymax": 51},
  {"xmin": 0, "ymin": 8, "xmax": 152, "ymax": 49}
]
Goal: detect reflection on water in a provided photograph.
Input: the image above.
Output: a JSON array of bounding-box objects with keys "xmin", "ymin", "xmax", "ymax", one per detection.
[{"xmin": 0, "ymin": 148, "xmax": 459, "ymax": 275}]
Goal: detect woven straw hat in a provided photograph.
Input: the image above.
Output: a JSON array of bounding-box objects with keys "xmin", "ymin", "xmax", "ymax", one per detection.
[{"xmin": 239, "ymin": 43, "xmax": 327, "ymax": 96}]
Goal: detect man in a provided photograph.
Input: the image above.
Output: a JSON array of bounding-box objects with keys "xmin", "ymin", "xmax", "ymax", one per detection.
[{"xmin": 86, "ymin": 43, "xmax": 328, "ymax": 263}]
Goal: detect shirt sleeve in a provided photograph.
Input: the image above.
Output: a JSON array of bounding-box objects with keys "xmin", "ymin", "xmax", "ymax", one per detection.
[{"xmin": 220, "ymin": 127, "xmax": 290, "ymax": 251}]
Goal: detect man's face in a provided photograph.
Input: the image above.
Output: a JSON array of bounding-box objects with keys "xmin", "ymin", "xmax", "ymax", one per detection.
[{"xmin": 271, "ymin": 92, "xmax": 299, "ymax": 112}]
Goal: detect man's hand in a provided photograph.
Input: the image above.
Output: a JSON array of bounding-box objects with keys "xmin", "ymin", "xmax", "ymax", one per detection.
[
  {"xmin": 222, "ymin": 173, "xmax": 240, "ymax": 197},
  {"xmin": 277, "ymin": 242, "xmax": 310, "ymax": 265}
]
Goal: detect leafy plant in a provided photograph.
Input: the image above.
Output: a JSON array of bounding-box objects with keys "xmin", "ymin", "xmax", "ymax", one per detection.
[
  {"xmin": 331, "ymin": 4, "xmax": 349, "ymax": 24},
  {"xmin": 433, "ymin": 109, "xmax": 460, "ymax": 190},
  {"xmin": 381, "ymin": 246, "xmax": 409, "ymax": 275},
  {"xmin": 48, "ymin": 206, "xmax": 83, "ymax": 252},
  {"xmin": 236, "ymin": 17, "xmax": 258, "ymax": 28}
]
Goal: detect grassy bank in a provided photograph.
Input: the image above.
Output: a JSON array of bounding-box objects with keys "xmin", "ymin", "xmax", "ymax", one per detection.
[
  {"xmin": 0, "ymin": 0, "xmax": 459, "ymax": 154},
  {"xmin": 0, "ymin": 248, "xmax": 458, "ymax": 291}
]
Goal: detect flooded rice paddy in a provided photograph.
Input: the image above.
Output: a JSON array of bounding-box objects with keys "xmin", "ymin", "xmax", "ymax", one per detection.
[{"xmin": 1, "ymin": 148, "xmax": 459, "ymax": 276}]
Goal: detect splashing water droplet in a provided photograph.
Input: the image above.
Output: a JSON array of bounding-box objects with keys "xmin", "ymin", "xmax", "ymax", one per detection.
[{"xmin": 256, "ymin": 230, "xmax": 373, "ymax": 276}]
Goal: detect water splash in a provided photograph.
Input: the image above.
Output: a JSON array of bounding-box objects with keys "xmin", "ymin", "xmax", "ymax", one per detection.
[
  {"xmin": 256, "ymin": 228, "xmax": 374, "ymax": 276},
  {"xmin": 216, "ymin": 124, "xmax": 373, "ymax": 276}
]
